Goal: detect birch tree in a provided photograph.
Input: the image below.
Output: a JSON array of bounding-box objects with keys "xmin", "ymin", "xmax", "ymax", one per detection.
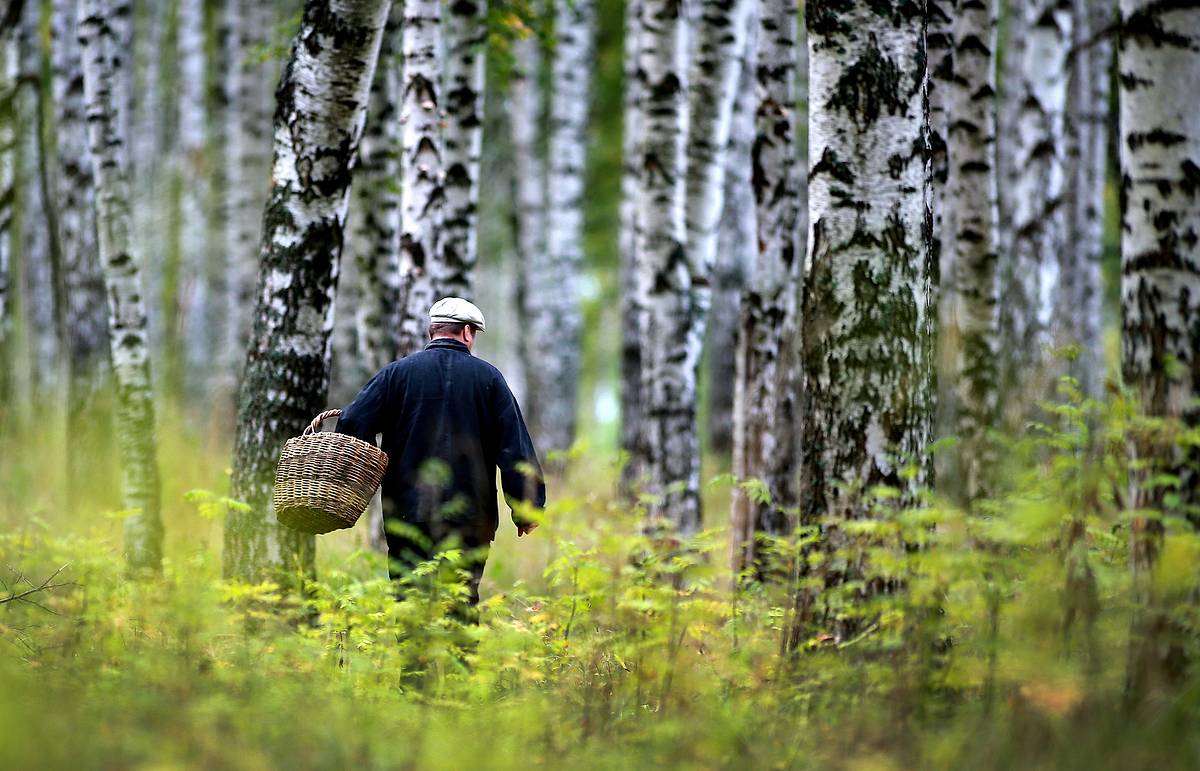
[
  {"xmin": 442, "ymin": 0, "xmax": 486, "ymax": 297},
  {"xmin": 1118, "ymin": 0, "xmax": 1200, "ymax": 709},
  {"xmin": 351, "ymin": 3, "xmax": 402, "ymax": 379},
  {"xmin": 225, "ymin": 0, "xmax": 391, "ymax": 582},
  {"xmin": 999, "ymin": 0, "xmax": 1072, "ymax": 408},
  {"xmin": 1056, "ymin": 0, "xmax": 1111, "ymax": 397},
  {"xmin": 396, "ymin": 0, "xmax": 444, "ymax": 357},
  {"xmin": 708, "ymin": 10, "xmax": 758, "ymax": 457},
  {"xmin": 945, "ymin": 0, "xmax": 1000, "ymax": 500},
  {"xmin": 798, "ymin": 0, "xmax": 933, "ymax": 633},
  {"xmin": 80, "ymin": 0, "xmax": 164, "ymax": 573},
  {"xmin": 53, "ymin": 0, "xmax": 111, "ymax": 492},
  {"xmin": 619, "ymin": 0, "xmax": 643, "ymax": 484},
  {"xmin": 176, "ymin": 0, "xmax": 210, "ymax": 395},
  {"xmin": 525, "ymin": 0, "xmax": 595, "ymax": 453},
  {"xmin": 635, "ymin": 0, "xmax": 696, "ymax": 532},
  {"xmin": 0, "ymin": 6, "xmax": 16, "ymax": 377},
  {"xmin": 220, "ymin": 0, "xmax": 278, "ymax": 397},
  {"xmin": 731, "ymin": 0, "xmax": 803, "ymax": 574}
]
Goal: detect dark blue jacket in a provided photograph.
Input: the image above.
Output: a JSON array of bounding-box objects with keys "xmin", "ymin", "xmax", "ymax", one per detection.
[{"xmin": 336, "ymin": 338, "xmax": 545, "ymax": 538}]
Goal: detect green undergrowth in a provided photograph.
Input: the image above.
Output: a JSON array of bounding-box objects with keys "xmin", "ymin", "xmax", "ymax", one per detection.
[{"xmin": 2, "ymin": 381, "xmax": 1200, "ymax": 769}]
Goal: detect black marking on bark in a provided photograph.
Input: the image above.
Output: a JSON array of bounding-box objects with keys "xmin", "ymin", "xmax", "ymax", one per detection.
[
  {"xmin": 811, "ymin": 147, "xmax": 856, "ymax": 184},
  {"xmin": 828, "ymin": 35, "xmax": 905, "ymax": 128},
  {"xmin": 808, "ymin": 0, "xmax": 854, "ymax": 37},
  {"xmin": 1127, "ymin": 129, "xmax": 1187, "ymax": 151},
  {"xmin": 1122, "ymin": 0, "xmax": 1200, "ymax": 49}
]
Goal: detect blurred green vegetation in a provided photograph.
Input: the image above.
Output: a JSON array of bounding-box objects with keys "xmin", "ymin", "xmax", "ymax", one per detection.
[{"xmin": 3, "ymin": 379, "xmax": 1200, "ymax": 770}]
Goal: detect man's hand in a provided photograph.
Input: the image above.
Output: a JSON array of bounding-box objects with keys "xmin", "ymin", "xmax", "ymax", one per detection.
[{"xmin": 516, "ymin": 521, "xmax": 539, "ymax": 537}]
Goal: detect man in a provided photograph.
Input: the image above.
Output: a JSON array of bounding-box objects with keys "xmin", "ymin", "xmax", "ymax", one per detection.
[{"xmin": 336, "ymin": 298, "xmax": 545, "ymax": 610}]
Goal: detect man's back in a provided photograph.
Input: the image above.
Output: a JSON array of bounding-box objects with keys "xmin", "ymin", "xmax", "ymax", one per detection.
[{"xmin": 336, "ymin": 337, "xmax": 544, "ymax": 538}]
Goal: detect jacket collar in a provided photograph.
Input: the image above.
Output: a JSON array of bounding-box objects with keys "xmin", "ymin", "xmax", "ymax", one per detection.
[{"xmin": 425, "ymin": 337, "xmax": 471, "ymax": 354}]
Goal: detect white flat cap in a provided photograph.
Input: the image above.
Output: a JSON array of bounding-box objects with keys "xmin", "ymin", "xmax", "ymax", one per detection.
[{"xmin": 429, "ymin": 297, "xmax": 486, "ymax": 332}]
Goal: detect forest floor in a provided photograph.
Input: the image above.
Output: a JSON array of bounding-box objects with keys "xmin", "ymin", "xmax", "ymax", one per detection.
[{"xmin": 1, "ymin": 391, "xmax": 1199, "ymax": 770}]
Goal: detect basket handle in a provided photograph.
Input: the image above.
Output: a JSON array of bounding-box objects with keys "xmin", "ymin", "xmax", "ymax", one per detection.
[{"xmin": 303, "ymin": 409, "xmax": 343, "ymax": 436}]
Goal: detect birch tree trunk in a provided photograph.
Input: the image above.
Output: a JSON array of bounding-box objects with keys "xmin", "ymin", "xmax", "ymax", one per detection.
[
  {"xmin": 999, "ymin": 0, "xmax": 1072, "ymax": 411},
  {"xmin": 441, "ymin": 0, "xmax": 486, "ymax": 297},
  {"xmin": 618, "ymin": 0, "xmax": 643, "ymax": 485},
  {"xmin": 511, "ymin": 22, "xmax": 546, "ymax": 444},
  {"xmin": 1119, "ymin": 0, "xmax": 1200, "ymax": 710},
  {"xmin": 798, "ymin": 0, "xmax": 933, "ymax": 635},
  {"xmin": 176, "ymin": 0, "xmax": 211, "ymax": 397},
  {"xmin": 220, "ymin": 0, "xmax": 277, "ymax": 397},
  {"xmin": 225, "ymin": 0, "xmax": 391, "ymax": 582},
  {"xmin": 997, "ymin": 0, "xmax": 1027, "ymax": 270},
  {"xmin": 351, "ymin": 3, "xmax": 402, "ymax": 381},
  {"xmin": 1056, "ymin": 0, "xmax": 1110, "ymax": 398},
  {"xmin": 524, "ymin": 0, "xmax": 595, "ymax": 453},
  {"xmin": 0, "ymin": 10, "xmax": 15, "ymax": 381},
  {"xmin": 53, "ymin": 0, "xmax": 112, "ymax": 495},
  {"xmin": 396, "ymin": 0, "xmax": 444, "ymax": 357},
  {"xmin": 731, "ymin": 0, "xmax": 803, "ymax": 574},
  {"xmin": 80, "ymin": 0, "xmax": 164, "ymax": 573},
  {"xmin": 636, "ymin": 0, "xmax": 698, "ymax": 532},
  {"xmin": 944, "ymin": 0, "xmax": 1000, "ymax": 501},
  {"xmin": 708, "ymin": 9, "xmax": 758, "ymax": 458}
]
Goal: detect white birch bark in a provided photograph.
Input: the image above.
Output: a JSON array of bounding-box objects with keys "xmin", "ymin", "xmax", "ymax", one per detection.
[
  {"xmin": 997, "ymin": 0, "xmax": 1027, "ymax": 267},
  {"xmin": 511, "ymin": 22, "xmax": 546, "ymax": 440},
  {"xmin": 636, "ymin": 0, "xmax": 697, "ymax": 532},
  {"xmin": 619, "ymin": 0, "xmax": 643, "ymax": 484},
  {"xmin": 731, "ymin": 0, "xmax": 802, "ymax": 573},
  {"xmin": 1119, "ymin": 0, "xmax": 1200, "ymax": 705},
  {"xmin": 396, "ymin": 0, "xmax": 444, "ymax": 357},
  {"xmin": 176, "ymin": 0, "xmax": 211, "ymax": 395},
  {"xmin": 1056, "ymin": 0, "xmax": 1111, "ymax": 398},
  {"xmin": 947, "ymin": 0, "xmax": 1000, "ymax": 500},
  {"xmin": 708, "ymin": 9, "xmax": 758, "ymax": 458},
  {"xmin": 225, "ymin": 0, "xmax": 391, "ymax": 582},
  {"xmin": 525, "ymin": 0, "xmax": 595, "ymax": 453},
  {"xmin": 1000, "ymin": 0, "xmax": 1072, "ymax": 405},
  {"xmin": 441, "ymin": 0, "xmax": 486, "ymax": 296},
  {"xmin": 800, "ymin": 0, "xmax": 933, "ymax": 626},
  {"xmin": 79, "ymin": 0, "xmax": 164, "ymax": 573},
  {"xmin": 0, "ymin": 12, "xmax": 14, "ymax": 369},
  {"xmin": 351, "ymin": 3, "xmax": 402, "ymax": 381},
  {"xmin": 220, "ymin": 0, "xmax": 277, "ymax": 394}
]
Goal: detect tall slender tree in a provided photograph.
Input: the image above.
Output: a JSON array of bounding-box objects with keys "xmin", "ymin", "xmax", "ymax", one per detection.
[
  {"xmin": 224, "ymin": 0, "xmax": 392, "ymax": 582},
  {"xmin": 80, "ymin": 0, "xmax": 164, "ymax": 573},
  {"xmin": 1119, "ymin": 0, "xmax": 1200, "ymax": 709},
  {"xmin": 731, "ymin": 0, "xmax": 802, "ymax": 574},
  {"xmin": 442, "ymin": 0, "xmax": 486, "ymax": 296},
  {"xmin": 635, "ymin": 0, "xmax": 696, "ymax": 532},
  {"xmin": 525, "ymin": 0, "xmax": 595, "ymax": 453},
  {"xmin": 946, "ymin": 0, "xmax": 1000, "ymax": 500},
  {"xmin": 999, "ymin": 0, "xmax": 1072, "ymax": 410},
  {"xmin": 1056, "ymin": 0, "xmax": 1111, "ymax": 397},
  {"xmin": 396, "ymin": 0, "xmax": 444, "ymax": 357},
  {"xmin": 0, "ymin": 2, "xmax": 16, "ymax": 384},
  {"xmin": 618, "ymin": 0, "xmax": 643, "ymax": 485},
  {"xmin": 796, "ymin": 0, "xmax": 933, "ymax": 638}
]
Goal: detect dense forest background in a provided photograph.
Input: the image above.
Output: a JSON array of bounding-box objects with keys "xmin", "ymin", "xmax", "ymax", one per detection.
[{"xmin": 1, "ymin": 0, "xmax": 1199, "ymax": 768}]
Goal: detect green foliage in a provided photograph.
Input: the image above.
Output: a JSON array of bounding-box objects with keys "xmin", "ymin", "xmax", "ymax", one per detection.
[{"xmin": 3, "ymin": 386, "xmax": 1200, "ymax": 768}]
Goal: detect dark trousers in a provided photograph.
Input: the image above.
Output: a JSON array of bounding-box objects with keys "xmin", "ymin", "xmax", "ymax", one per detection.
[{"xmin": 384, "ymin": 513, "xmax": 492, "ymax": 608}]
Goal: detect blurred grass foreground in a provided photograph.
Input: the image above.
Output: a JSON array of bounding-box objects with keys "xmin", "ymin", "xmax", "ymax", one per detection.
[{"xmin": 2, "ymin": 383, "xmax": 1200, "ymax": 770}]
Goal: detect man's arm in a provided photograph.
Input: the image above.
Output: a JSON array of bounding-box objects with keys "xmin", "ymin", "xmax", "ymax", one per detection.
[
  {"xmin": 335, "ymin": 365, "xmax": 394, "ymax": 444},
  {"xmin": 491, "ymin": 375, "xmax": 546, "ymax": 535}
]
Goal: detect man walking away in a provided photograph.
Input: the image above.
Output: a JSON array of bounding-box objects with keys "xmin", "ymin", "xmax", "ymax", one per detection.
[{"xmin": 336, "ymin": 298, "xmax": 546, "ymax": 613}]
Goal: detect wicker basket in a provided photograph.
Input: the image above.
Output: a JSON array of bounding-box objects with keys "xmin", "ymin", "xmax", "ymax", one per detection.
[{"xmin": 273, "ymin": 409, "xmax": 389, "ymax": 535}]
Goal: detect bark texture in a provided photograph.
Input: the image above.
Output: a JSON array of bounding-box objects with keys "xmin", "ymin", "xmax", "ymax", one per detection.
[
  {"xmin": 731, "ymin": 0, "xmax": 803, "ymax": 573},
  {"xmin": 527, "ymin": 0, "xmax": 595, "ymax": 453},
  {"xmin": 0, "ymin": 9, "xmax": 16, "ymax": 377},
  {"xmin": 635, "ymin": 0, "xmax": 698, "ymax": 532},
  {"xmin": 947, "ymin": 0, "xmax": 1000, "ymax": 500},
  {"xmin": 442, "ymin": 0, "xmax": 486, "ymax": 297},
  {"xmin": 999, "ymin": 0, "xmax": 1072, "ymax": 410},
  {"xmin": 798, "ymin": 0, "xmax": 933, "ymax": 633},
  {"xmin": 396, "ymin": 0, "xmax": 444, "ymax": 357},
  {"xmin": 80, "ymin": 0, "xmax": 163, "ymax": 573},
  {"xmin": 1118, "ymin": 0, "xmax": 1200, "ymax": 709},
  {"xmin": 225, "ymin": 0, "xmax": 391, "ymax": 582},
  {"xmin": 619, "ymin": 0, "xmax": 643, "ymax": 484},
  {"xmin": 1056, "ymin": 0, "xmax": 1111, "ymax": 397}
]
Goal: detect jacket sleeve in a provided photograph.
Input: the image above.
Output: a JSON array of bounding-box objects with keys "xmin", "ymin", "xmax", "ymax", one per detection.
[
  {"xmin": 335, "ymin": 365, "xmax": 393, "ymax": 444},
  {"xmin": 490, "ymin": 373, "xmax": 546, "ymax": 520}
]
